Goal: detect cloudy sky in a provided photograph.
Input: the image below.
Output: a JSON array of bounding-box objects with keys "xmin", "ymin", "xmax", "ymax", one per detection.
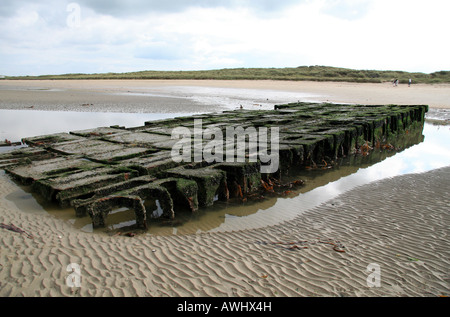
[{"xmin": 0, "ymin": 0, "xmax": 449, "ymax": 76}]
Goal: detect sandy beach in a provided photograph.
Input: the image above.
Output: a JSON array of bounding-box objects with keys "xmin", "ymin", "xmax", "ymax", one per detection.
[
  {"xmin": 0, "ymin": 80, "xmax": 449, "ymax": 298},
  {"xmin": 1, "ymin": 79, "xmax": 450, "ymax": 112}
]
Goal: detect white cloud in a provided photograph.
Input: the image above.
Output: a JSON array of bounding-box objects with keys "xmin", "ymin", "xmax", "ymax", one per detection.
[{"xmin": 0, "ymin": 0, "xmax": 449, "ymax": 75}]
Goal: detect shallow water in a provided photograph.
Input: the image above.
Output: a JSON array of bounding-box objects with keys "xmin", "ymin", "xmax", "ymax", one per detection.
[
  {"xmin": 1, "ymin": 106, "xmax": 449, "ymax": 236},
  {"xmin": 120, "ymin": 85, "xmax": 322, "ymax": 111},
  {"xmin": 0, "ymin": 110, "xmax": 190, "ymax": 147}
]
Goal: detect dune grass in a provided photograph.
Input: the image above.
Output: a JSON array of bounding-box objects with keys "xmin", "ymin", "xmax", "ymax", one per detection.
[{"xmin": 4, "ymin": 66, "xmax": 450, "ymax": 84}]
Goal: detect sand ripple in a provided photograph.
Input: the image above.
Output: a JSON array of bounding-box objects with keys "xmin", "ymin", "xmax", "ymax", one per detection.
[{"xmin": 1, "ymin": 166, "xmax": 449, "ymax": 297}]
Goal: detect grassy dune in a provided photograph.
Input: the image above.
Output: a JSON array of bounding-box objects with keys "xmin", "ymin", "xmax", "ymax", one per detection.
[{"xmin": 4, "ymin": 66, "xmax": 450, "ymax": 84}]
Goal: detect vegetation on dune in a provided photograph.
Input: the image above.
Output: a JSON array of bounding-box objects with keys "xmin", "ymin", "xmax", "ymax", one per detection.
[{"xmin": 4, "ymin": 66, "xmax": 450, "ymax": 84}]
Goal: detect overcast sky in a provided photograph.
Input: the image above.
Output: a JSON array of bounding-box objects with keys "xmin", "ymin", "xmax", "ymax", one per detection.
[{"xmin": 0, "ymin": 0, "xmax": 449, "ymax": 76}]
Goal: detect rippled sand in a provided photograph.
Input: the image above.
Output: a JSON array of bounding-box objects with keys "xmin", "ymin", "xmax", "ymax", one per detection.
[
  {"xmin": 0, "ymin": 80, "xmax": 449, "ymax": 297},
  {"xmin": 0, "ymin": 167, "xmax": 449, "ymax": 297}
]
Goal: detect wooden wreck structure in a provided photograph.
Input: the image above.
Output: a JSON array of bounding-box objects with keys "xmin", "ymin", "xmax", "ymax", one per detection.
[{"xmin": 0, "ymin": 102, "xmax": 428, "ymax": 229}]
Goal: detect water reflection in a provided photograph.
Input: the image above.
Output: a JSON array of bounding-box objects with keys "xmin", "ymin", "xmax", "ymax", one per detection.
[
  {"xmin": 1, "ymin": 109, "xmax": 449, "ymax": 236},
  {"xmin": 212, "ymin": 123, "xmax": 450, "ymax": 233}
]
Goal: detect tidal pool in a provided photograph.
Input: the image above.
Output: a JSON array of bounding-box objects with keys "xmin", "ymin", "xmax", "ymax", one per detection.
[{"xmin": 1, "ymin": 109, "xmax": 449, "ymax": 236}]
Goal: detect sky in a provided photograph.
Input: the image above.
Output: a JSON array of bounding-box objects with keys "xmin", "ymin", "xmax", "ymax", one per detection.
[{"xmin": 0, "ymin": 0, "xmax": 449, "ymax": 76}]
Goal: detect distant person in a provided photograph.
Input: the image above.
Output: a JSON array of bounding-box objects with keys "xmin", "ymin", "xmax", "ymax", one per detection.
[{"xmin": 408, "ymin": 78, "xmax": 412, "ymax": 87}]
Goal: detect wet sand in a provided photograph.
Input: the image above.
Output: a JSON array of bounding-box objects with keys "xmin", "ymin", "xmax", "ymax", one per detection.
[
  {"xmin": 0, "ymin": 79, "xmax": 449, "ymax": 297},
  {"xmin": 1, "ymin": 79, "xmax": 450, "ymax": 112}
]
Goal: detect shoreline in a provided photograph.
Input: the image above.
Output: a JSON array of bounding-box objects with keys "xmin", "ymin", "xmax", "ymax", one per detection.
[{"xmin": 0, "ymin": 80, "xmax": 449, "ymax": 297}]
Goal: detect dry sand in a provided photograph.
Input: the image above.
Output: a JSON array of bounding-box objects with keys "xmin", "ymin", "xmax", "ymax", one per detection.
[{"xmin": 0, "ymin": 80, "xmax": 449, "ymax": 298}]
